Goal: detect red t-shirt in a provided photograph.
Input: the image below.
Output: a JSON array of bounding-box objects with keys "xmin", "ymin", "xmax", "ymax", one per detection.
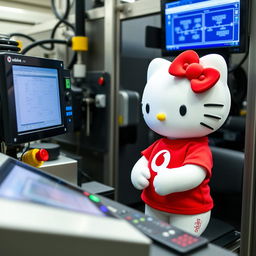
[{"xmin": 141, "ymin": 137, "xmax": 213, "ymax": 215}]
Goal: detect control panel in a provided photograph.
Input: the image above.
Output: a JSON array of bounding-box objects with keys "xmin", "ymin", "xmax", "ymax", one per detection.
[
  {"xmin": 63, "ymin": 69, "xmax": 73, "ymax": 132},
  {"xmin": 100, "ymin": 196, "xmax": 209, "ymax": 254}
]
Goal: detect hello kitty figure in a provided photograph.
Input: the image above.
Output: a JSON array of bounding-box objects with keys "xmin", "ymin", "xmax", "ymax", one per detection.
[{"xmin": 131, "ymin": 50, "xmax": 231, "ymax": 236}]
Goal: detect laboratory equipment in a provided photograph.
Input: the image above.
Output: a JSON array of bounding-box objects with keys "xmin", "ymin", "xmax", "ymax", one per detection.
[{"xmin": 0, "ymin": 154, "xmax": 150, "ymax": 256}]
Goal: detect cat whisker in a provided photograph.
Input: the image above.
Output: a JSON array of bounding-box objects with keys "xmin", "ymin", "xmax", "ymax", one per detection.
[
  {"xmin": 204, "ymin": 114, "xmax": 221, "ymax": 120},
  {"xmin": 200, "ymin": 122, "xmax": 214, "ymax": 130},
  {"xmin": 204, "ymin": 103, "xmax": 224, "ymax": 107}
]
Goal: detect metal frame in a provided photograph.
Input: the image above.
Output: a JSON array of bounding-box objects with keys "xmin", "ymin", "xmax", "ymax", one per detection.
[
  {"xmin": 103, "ymin": 0, "xmax": 120, "ymax": 188},
  {"xmin": 240, "ymin": 0, "xmax": 256, "ymax": 254}
]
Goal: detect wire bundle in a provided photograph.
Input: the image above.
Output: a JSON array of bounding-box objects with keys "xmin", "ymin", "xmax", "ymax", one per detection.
[
  {"xmin": 0, "ymin": 34, "xmax": 20, "ymax": 52},
  {"xmin": 9, "ymin": 0, "xmax": 76, "ymax": 68}
]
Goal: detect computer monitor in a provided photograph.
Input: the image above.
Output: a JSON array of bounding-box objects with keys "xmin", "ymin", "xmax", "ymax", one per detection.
[
  {"xmin": 161, "ymin": 0, "xmax": 249, "ymax": 56},
  {"xmin": 0, "ymin": 53, "xmax": 73, "ymax": 145}
]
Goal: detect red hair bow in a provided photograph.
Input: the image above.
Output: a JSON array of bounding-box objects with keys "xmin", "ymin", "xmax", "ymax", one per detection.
[{"xmin": 168, "ymin": 50, "xmax": 220, "ymax": 93}]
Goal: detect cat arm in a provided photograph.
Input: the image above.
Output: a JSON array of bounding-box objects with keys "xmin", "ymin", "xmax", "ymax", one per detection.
[
  {"xmin": 131, "ymin": 156, "xmax": 151, "ymax": 190},
  {"xmin": 153, "ymin": 164, "xmax": 206, "ymax": 196}
]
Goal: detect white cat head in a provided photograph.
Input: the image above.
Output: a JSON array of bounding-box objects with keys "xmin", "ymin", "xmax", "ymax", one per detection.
[{"xmin": 141, "ymin": 50, "xmax": 231, "ymax": 139}]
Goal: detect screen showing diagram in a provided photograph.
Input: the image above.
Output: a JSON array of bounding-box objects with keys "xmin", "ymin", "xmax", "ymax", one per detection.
[{"xmin": 164, "ymin": 0, "xmax": 240, "ymax": 51}]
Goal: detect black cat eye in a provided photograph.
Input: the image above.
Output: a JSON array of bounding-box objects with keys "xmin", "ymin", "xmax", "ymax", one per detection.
[
  {"xmin": 146, "ymin": 104, "xmax": 150, "ymax": 114},
  {"xmin": 179, "ymin": 105, "xmax": 187, "ymax": 116}
]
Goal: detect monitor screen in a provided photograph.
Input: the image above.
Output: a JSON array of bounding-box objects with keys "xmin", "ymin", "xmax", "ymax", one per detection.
[
  {"xmin": 162, "ymin": 0, "xmax": 247, "ymax": 54},
  {"xmin": 13, "ymin": 65, "xmax": 62, "ymax": 133},
  {"xmin": 0, "ymin": 159, "xmax": 109, "ymax": 217},
  {"xmin": 0, "ymin": 53, "xmax": 70, "ymax": 145}
]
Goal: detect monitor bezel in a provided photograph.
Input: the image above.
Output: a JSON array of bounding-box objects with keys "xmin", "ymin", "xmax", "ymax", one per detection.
[
  {"xmin": 0, "ymin": 53, "xmax": 66, "ymax": 145},
  {"xmin": 0, "ymin": 158, "xmax": 114, "ymax": 217},
  {"xmin": 161, "ymin": 0, "xmax": 250, "ymax": 56}
]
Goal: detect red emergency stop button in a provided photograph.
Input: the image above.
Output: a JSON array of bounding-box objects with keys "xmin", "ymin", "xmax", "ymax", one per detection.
[
  {"xmin": 97, "ymin": 76, "xmax": 105, "ymax": 86},
  {"xmin": 36, "ymin": 149, "xmax": 49, "ymax": 161}
]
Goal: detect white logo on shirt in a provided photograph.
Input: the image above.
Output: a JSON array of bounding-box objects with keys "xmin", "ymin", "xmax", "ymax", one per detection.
[{"xmin": 151, "ymin": 150, "xmax": 171, "ymax": 173}]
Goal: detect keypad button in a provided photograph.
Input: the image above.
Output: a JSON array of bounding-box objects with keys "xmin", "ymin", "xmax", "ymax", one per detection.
[
  {"xmin": 162, "ymin": 232, "xmax": 169, "ymax": 237},
  {"xmin": 168, "ymin": 229, "xmax": 176, "ymax": 235},
  {"xmin": 120, "ymin": 209, "xmax": 128, "ymax": 215},
  {"xmin": 89, "ymin": 195, "xmax": 101, "ymax": 203}
]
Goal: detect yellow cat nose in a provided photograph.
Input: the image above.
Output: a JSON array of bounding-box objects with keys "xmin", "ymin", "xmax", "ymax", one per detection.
[{"xmin": 156, "ymin": 113, "xmax": 166, "ymax": 121}]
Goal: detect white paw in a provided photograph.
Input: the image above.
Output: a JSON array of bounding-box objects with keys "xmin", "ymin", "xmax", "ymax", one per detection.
[
  {"xmin": 153, "ymin": 172, "xmax": 171, "ymax": 196},
  {"xmin": 131, "ymin": 166, "xmax": 151, "ymax": 190}
]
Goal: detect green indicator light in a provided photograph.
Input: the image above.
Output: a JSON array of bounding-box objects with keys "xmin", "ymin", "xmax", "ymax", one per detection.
[
  {"xmin": 89, "ymin": 195, "xmax": 101, "ymax": 203},
  {"xmin": 65, "ymin": 78, "xmax": 71, "ymax": 89},
  {"xmin": 133, "ymin": 219, "xmax": 139, "ymax": 224}
]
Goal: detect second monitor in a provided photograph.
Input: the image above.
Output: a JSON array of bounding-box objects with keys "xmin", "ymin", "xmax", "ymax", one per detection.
[{"xmin": 161, "ymin": 0, "xmax": 249, "ymax": 55}]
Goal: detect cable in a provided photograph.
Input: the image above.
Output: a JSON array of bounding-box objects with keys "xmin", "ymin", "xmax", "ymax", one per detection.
[
  {"xmin": 21, "ymin": 39, "xmax": 67, "ymax": 55},
  {"xmin": 51, "ymin": 0, "xmax": 70, "ymax": 20},
  {"xmin": 51, "ymin": 19, "xmax": 75, "ymax": 41},
  {"xmin": 45, "ymin": 19, "xmax": 74, "ymax": 51},
  {"xmin": 9, "ymin": 33, "xmax": 52, "ymax": 51},
  {"xmin": 228, "ymin": 51, "xmax": 249, "ymax": 73},
  {"xmin": 10, "ymin": 1, "xmax": 74, "ymax": 53},
  {"xmin": 10, "ymin": 33, "xmax": 35, "ymax": 42},
  {"xmin": 48, "ymin": 0, "xmax": 75, "ymax": 51},
  {"xmin": 0, "ymin": 44, "xmax": 20, "ymax": 52},
  {"xmin": 19, "ymin": 142, "xmax": 30, "ymax": 161},
  {"xmin": 68, "ymin": 52, "xmax": 77, "ymax": 70},
  {"xmin": 80, "ymin": 170, "xmax": 93, "ymax": 182}
]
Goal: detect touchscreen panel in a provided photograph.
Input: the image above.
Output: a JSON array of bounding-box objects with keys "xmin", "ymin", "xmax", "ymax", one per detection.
[{"xmin": 0, "ymin": 162, "xmax": 105, "ymax": 217}]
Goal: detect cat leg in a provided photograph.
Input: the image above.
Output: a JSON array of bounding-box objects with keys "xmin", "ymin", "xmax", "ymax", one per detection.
[
  {"xmin": 168, "ymin": 211, "xmax": 211, "ymax": 236},
  {"xmin": 145, "ymin": 204, "xmax": 170, "ymax": 223},
  {"xmin": 145, "ymin": 205, "xmax": 210, "ymax": 236}
]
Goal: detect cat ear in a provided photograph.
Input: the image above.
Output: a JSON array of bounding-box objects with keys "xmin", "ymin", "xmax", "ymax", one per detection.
[
  {"xmin": 147, "ymin": 58, "xmax": 171, "ymax": 81},
  {"xmin": 199, "ymin": 54, "xmax": 228, "ymax": 83}
]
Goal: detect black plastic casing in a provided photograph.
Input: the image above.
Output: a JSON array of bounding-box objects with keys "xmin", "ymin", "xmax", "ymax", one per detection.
[{"xmin": 0, "ymin": 53, "xmax": 71, "ymax": 145}]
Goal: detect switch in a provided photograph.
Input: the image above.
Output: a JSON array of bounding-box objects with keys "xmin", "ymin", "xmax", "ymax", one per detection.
[
  {"xmin": 95, "ymin": 94, "xmax": 106, "ymax": 108},
  {"xmin": 65, "ymin": 91, "xmax": 72, "ymax": 101},
  {"xmin": 97, "ymin": 76, "xmax": 105, "ymax": 86},
  {"xmin": 65, "ymin": 78, "xmax": 71, "ymax": 89}
]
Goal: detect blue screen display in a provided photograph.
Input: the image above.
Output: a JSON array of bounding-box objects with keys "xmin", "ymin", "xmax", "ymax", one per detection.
[{"xmin": 165, "ymin": 0, "xmax": 240, "ymax": 51}]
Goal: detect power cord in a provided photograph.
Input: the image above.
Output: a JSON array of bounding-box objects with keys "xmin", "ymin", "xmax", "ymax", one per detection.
[
  {"xmin": 9, "ymin": 33, "xmax": 52, "ymax": 51},
  {"xmin": 48, "ymin": 0, "xmax": 75, "ymax": 51},
  {"xmin": 228, "ymin": 50, "xmax": 249, "ymax": 73},
  {"xmin": 21, "ymin": 39, "xmax": 68, "ymax": 55},
  {"xmin": 0, "ymin": 35, "xmax": 20, "ymax": 52},
  {"xmin": 19, "ymin": 142, "xmax": 30, "ymax": 161}
]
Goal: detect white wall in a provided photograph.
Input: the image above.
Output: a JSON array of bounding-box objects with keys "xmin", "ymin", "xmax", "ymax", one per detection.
[{"xmin": 0, "ymin": 0, "xmax": 53, "ymax": 34}]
